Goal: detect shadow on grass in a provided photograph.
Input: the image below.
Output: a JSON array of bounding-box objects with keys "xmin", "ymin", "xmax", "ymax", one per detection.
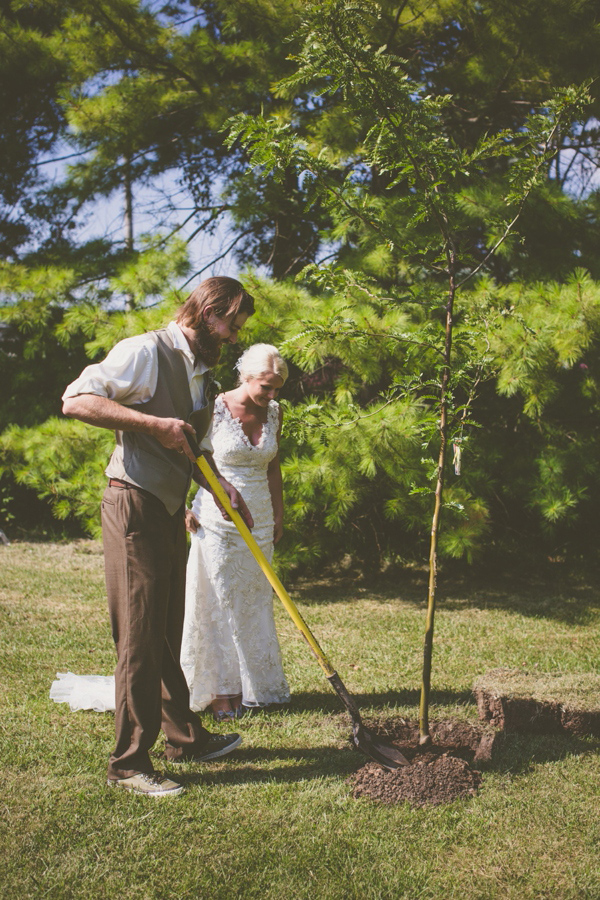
[
  {"xmin": 285, "ymin": 688, "xmax": 474, "ymax": 714},
  {"xmin": 176, "ymin": 745, "xmax": 363, "ymax": 786},
  {"xmin": 171, "ymin": 731, "xmax": 600, "ymax": 788},
  {"xmin": 214, "ymin": 691, "xmax": 600, "ymax": 785},
  {"xmin": 290, "ymin": 567, "xmax": 600, "ymax": 625},
  {"xmin": 437, "ymin": 572, "xmax": 600, "ymax": 626},
  {"xmin": 488, "ymin": 731, "xmax": 600, "ymax": 776}
]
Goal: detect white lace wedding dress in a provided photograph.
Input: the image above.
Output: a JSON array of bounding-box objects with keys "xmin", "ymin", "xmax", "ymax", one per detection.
[
  {"xmin": 50, "ymin": 671, "xmax": 115, "ymax": 712},
  {"xmin": 49, "ymin": 394, "xmax": 290, "ymax": 714},
  {"xmin": 181, "ymin": 395, "xmax": 290, "ymax": 711}
]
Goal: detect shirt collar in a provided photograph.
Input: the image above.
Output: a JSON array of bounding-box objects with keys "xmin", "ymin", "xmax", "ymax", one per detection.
[{"xmin": 167, "ymin": 321, "xmax": 209, "ymax": 375}]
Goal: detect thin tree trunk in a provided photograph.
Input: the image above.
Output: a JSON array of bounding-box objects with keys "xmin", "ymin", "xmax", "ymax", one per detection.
[
  {"xmin": 419, "ymin": 272, "xmax": 455, "ymax": 745},
  {"xmin": 123, "ymin": 153, "xmax": 135, "ymax": 311}
]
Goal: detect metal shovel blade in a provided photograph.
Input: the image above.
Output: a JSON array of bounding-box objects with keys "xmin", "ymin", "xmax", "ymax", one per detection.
[
  {"xmin": 328, "ymin": 672, "xmax": 410, "ymax": 769},
  {"xmin": 352, "ymin": 721, "xmax": 410, "ymax": 770}
]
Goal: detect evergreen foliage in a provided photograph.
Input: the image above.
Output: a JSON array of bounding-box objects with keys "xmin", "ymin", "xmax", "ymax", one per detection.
[
  {"xmin": 1, "ymin": 0, "xmax": 600, "ymax": 577},
  {"xmin": 224, "ymin": 1, "xmax": 590, "ymax": 580},
  {"xmin": 224, "ymin": 0, "xmax": 593, "ymax": 738},
  {"xmin": 0, "ymin": 417, "xmax": 113, "ymax": 537}
]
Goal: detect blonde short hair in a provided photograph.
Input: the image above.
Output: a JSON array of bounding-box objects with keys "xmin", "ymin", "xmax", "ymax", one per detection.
[{"xmin": 236, "ymin": 344, "xmax": 288, "ymax": 384}]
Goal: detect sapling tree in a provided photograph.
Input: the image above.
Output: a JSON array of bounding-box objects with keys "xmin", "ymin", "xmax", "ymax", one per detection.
[
  {"xmin": 226, "ymin": 0, "xmax": 588, "ymax": 741},
  {"xmin": 1, "ymin": 0, "xmax": 595, "ymax": 725}
]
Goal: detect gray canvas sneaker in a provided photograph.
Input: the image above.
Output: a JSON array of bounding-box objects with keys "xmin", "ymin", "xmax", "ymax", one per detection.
[
  {"xmin": 186, "ymin": 732, "xmax": 242, "ymax": 762},
  {"xmin": 167, "ymin": 732, "xmax": 242, "ymax": 763},
  {"xmin": 108, "ymin": 772, "xmax": 185, "ymax": 796}
]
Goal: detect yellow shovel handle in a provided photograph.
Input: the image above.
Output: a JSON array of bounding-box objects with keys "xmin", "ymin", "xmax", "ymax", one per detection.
[{"xmin": 196, "ymin": 454, "xmax": 336, "ymax": 678}]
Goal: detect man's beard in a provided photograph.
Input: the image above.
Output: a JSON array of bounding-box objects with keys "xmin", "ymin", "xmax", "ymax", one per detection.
[{"xmin": 188, "ymin": 320, "xmax": 223, "ymax": 368}]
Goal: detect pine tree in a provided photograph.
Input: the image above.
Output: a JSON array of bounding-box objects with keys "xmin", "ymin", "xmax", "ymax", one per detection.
[{"xmin": 226, "ymin": 0, "xmax": 589, "ymax": 740}]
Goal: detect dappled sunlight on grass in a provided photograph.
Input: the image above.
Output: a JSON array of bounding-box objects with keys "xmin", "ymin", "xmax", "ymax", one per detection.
[{"xmin": 2, "ymin": 541, "xmax": 600, "ymax": 899}]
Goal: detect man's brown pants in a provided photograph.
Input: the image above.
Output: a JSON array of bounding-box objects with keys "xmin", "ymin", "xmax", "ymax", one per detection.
[{"xmin": 102, "ymin": 480, "xmax": 210, "ymax": 780}]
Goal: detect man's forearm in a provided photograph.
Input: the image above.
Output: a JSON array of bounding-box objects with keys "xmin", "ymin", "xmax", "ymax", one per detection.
[
  {"xmin": 63, "ymin": 393, "xmax": 196, "ymax": 454},
  {"xmin": 62, "ymin": 394, "xmax": 156, "ymax": 433}
]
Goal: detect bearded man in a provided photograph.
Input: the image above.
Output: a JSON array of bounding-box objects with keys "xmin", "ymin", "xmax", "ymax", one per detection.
[{"xmin": 62, "ymin": 276, "xmax": 255, "ymax": 797}]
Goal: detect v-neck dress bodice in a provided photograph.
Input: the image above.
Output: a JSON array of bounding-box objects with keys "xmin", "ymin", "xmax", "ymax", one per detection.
[
  {"xmin": 189, "ymin": 394, "xmax": 279, "ymax": 541},
  {"xmin": 181, "ymin": 395, "xmax": 290, "ymax": 710}
]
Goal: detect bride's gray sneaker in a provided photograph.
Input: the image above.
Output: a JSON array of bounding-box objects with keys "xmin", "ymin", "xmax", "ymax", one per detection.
[{"xmin": 108, "ymin": 772, "xmax": 185, "ymax": 796}]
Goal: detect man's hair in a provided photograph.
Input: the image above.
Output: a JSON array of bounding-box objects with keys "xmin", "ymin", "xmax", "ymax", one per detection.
[{"xmin": 175, "ymin": 276, "xmax": 255, "ymax": 328}]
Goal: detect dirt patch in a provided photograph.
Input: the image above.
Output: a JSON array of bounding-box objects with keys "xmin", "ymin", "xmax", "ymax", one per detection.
[
  {"xmin": 474, "ymin": 669, "xmax": 600, "ymax": 737},
  {"xmin": 347, "ymin": 719, "xmax": 496, "ymax": 807},
  {"xmin": 351, "ymin": 754, "xmax": 481, "ymax": 807}
]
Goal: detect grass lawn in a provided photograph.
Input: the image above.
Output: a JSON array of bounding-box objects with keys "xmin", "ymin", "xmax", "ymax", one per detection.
[{"xmin": 1, "ymin": 540, "xmax": 600, "ymax": 899}]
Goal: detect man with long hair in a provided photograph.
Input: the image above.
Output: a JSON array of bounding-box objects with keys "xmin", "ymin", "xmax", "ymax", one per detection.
[{"xmin": 63, "ymin": 276, "xmax": 255, "ymax": 796}]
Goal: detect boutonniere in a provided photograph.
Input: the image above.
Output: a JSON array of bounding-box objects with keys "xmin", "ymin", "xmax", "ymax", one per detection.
[{"xmin": 206, "ymin": 375, "xmax": 221, "ymax": 401}]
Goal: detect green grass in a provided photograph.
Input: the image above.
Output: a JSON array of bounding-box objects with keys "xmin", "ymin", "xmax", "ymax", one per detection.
[
  {"xmin": 474, "ymin": 669, "xmax": 600, "ymax": 710},
  {"xmin": 1, "ymin": 542, "xmax": 600, "ymax": 899}
]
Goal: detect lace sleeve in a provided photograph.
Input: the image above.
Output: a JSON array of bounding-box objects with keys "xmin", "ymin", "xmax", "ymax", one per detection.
[
  {"xmin": 267, "ymin": 400, "xmax": 281, "ymax": 432},
  {"xmin": 211, "ymin": 394, "xmax": 226, "ymax": 427}
]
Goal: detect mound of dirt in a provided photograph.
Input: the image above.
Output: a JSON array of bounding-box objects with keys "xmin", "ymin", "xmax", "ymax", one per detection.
[
  {"xmin": 347, "ymin": 719, "xmax": 495, "ymax": 807},
  {"xmin": 350, "ymin": 753, "xmax": 481, "ymax": 807}
]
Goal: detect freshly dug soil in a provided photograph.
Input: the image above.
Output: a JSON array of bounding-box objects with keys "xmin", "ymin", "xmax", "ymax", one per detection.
[
  {"xmin": 347, "ymin": 719, "xmax": 495, "ymax": 807},
  {"xmin": 474, "ymin": 669, "xmax": 600, "ymax": 736},
  {"xmin": 351, "ymin": 754, "xmax": 481, "ymax": 807}
]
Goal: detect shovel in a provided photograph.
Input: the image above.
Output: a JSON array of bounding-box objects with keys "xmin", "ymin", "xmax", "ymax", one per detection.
[{"xmin": 191, "ymin": 446, "xmax": 409, "ymax": 770}]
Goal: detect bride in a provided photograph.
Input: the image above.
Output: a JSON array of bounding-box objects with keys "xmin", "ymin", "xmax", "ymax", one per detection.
[
  {"xmin": 50, "ymin": 343, "xmax": 290, "ymax": 718},
  {"xmin": 180, "ymin": 343, "xmax": 291, "ymax": 720}
]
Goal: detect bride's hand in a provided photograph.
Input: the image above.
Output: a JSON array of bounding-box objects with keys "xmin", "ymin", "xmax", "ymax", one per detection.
[
  {"xmin": 273, "ymin": 519, "xmax": 283, "ymax": 544},
  {"xmin": 214, "ymin": 478, "xmax": 254, "ymax": 530},
  {"xmin": 184, "ymin": 508, "xmax": 199, "ymax": 534}
]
